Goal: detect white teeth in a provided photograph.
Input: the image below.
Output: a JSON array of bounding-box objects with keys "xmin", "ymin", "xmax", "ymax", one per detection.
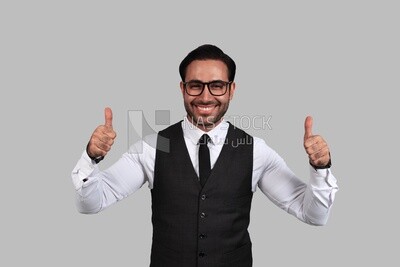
[{"xmin": 198, "ymin": 106, "xmax": 213, "ymax": 111}]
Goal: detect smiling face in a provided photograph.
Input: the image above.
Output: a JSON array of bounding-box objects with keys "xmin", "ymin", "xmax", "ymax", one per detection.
[{"xmin": 180, "ymin": 59, "xmax": 235, "ymax": 132}]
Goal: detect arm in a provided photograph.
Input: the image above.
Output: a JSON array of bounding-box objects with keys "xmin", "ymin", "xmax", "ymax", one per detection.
[
  {"xmin": 71, "ymin": 149, "xmax": 148, "ymax": 214},
  {"xmin": 254, "ymin": 117, "xmax": 338, "ymax": 225},
  {"xmin": 71, "ymin": 107, "xmax": 148, "ymax": 214}
]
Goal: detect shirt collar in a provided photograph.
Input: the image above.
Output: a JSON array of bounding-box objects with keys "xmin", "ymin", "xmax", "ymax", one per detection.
[{"xmin": 182, "ymin": 116, "xmax": 229, "ymax": 146}]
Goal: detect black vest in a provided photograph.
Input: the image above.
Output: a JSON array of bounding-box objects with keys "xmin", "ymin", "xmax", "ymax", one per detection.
[{"xmin": 150, "ymin": 121, "xmax": 254, "ymax": 267}]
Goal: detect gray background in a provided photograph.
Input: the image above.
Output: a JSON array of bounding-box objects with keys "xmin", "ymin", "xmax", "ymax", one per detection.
[{"xmin": 1, "ymin": 0, "xmax": 399, "ymax": 266}]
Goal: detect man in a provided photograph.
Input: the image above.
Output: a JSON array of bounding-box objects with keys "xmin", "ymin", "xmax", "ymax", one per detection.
[{"xmin": 71, "ymin": 44, "xmax": 338, "ymax": 267}]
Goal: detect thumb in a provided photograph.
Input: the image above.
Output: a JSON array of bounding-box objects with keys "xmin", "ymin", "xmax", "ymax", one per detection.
[
  {"xmin": 104, "ymin": 107, "xmax": 113, "ymax": 127},
  {"xmin": 304, "ymin": 115, "xmax": 313, "ymax": 140}
]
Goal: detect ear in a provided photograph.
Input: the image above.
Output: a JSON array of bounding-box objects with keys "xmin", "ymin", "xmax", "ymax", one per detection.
[{"xmin": 229, "ymin": 82, "xmax": 236, "ymax": 100}]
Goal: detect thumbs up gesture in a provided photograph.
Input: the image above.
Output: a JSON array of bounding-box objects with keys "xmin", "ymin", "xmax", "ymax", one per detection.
[
  {"xmin": 303, "ymin": 116, "xmax": 331, "ymax": 168},
  {"xmin": 87, "ymin": 107, "xmax": 117, "ymax": 159}
]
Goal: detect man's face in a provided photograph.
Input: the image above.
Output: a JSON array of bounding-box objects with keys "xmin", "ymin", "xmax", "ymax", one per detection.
[{"xmin": 180, "ymin": 59, "xmax": 235, "ymax": 131}]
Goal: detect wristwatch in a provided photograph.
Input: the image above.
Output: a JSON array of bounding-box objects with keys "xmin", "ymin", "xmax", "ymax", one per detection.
[
  {"xmin": 90, "ymin": 155, "xmax": 104, "ymax": 164},
  {"xmin": 86, "ymin": 143, "xmax": 104, "ymax": 164},
  {"xmin": 310, "ymin": 158, "xmax": 332, "ymax": 169}
]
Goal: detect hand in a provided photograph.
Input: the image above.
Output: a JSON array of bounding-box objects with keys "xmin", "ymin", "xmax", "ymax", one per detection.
[
  {"xmin": 303, "ymin": 116, "xmax": 331, "ymax": 167},
  {"xmin": 87, "ymin": 107, "xmax": 117, "ymax": 159}
]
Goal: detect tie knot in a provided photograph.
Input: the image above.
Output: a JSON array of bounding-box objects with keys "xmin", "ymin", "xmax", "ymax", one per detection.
[{"xmin": 199, "ymin": 134, "xmax": 210, "ymax": 146}]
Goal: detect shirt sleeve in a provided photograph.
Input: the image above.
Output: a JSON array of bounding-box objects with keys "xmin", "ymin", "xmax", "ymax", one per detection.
[
  {"xmin": 253, "ymin": 137, "xmax": 339, "ymax": 226},
  {"xmin": 71, "ymin": 142, "xmax": 150, "ymax": 214}
]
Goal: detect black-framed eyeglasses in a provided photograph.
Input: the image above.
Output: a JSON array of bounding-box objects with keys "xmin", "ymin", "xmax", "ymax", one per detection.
[{"xmin": 183, "ymin": 80, "xmax": 232, "ymax": 96}]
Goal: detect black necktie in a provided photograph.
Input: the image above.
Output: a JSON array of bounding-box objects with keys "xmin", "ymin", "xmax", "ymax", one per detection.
[{"xmin": 199, "ymin": 134, "xmax": 211, "ymax": 187}]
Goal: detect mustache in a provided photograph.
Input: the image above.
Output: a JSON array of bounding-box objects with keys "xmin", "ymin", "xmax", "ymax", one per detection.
[{"xmin": 192, "ymin": 100, "xmax": 219, "ymax": 106}]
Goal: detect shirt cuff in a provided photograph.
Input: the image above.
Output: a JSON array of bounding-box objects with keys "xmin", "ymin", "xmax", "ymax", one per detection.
[
  {"xmin": 308, "ymin": 166, "xmax": 339, "ymax": 209},
  {"xmin": 71, "ymin": 150, "xmax": 98, "ymax": 190},
  {"xmin": 309, "ymin": 166, "xmax": 338, "ymax": 189}
]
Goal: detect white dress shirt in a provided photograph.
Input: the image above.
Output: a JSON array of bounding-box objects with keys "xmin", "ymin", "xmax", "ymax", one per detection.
[{"xmin": 71, "ymin": 117, "xmax": 338, "ymax": 225}]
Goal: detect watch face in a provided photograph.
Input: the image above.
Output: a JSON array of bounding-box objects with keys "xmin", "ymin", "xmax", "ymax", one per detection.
[{"xmin": 93, "ymin": 156, "xmax": 104, "ymax": 164}]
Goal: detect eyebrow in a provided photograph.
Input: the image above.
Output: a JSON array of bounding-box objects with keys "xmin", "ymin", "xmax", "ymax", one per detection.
[{"xmin": 186, "ymin": 79, "xmax": 225, "ymax": 83}]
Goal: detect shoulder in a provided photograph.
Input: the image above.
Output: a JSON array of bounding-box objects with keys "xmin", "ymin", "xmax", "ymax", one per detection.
[
  {"xmin": 226, "ymin": 123, "xmax": 273, "ymax": 153},
  {"xmin": 126, "ymin": 133, "xmax": 157, "ymax": 155},
  {"xmin": 158, "ymin": 121, "xmax": 183, "ymax": 137},
  {"xmin": 252, "ymin": 136, "xmax": 284, "ymax": 167}
]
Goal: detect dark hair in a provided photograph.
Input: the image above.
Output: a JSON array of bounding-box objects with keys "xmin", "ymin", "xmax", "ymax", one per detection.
[{"xmin": 179, "ymin": 44, "xmax": 236, "ymax": 82}]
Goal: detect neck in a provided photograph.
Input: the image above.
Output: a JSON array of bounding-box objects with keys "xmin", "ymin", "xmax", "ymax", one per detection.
[{"xmin": 186, "ymin": 115, "xmax": 223, "ymax": 132}]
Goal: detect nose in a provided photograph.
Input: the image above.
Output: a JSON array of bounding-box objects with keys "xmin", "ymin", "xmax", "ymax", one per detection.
[{"xmin": 199, "ymin": 85, "xmax": 214, "ymax": 101}]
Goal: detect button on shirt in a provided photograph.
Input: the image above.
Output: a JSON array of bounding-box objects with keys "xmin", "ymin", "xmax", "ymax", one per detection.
[{"xmin": 71, "ymin": 117, "xmax": 338, "ymax": 225}]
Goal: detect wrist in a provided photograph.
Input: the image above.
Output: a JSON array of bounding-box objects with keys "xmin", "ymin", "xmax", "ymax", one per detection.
[
  {"xmin": 86, "ymin": 143, "xmax": 104, "ymax": 164},
  {"xmin": 310, "ymin": 158, "xmax": 332, "ymax": 169}
]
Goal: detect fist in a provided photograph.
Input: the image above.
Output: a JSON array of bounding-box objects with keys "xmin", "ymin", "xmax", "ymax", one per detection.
[
  {"xmin": 303, "ymin": 116, "xmax": 331, "ymax": 167},
  {"xmin": 87, "ymin": 107, "xmax": 117, "ymax": 159}
]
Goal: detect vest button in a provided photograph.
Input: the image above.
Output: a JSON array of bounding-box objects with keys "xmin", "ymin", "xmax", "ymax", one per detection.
[
  {"xmin": 199, "ymin": 234, "xmax": 207, "ymax": 239},
  {"xmin": 199, "ymin": 252, "xmax": 206, "ymax": 257},
  {"xmin": 200, "ymin": 212, "xmax": 206, "ymax": 218},
  {"xmin": 201, "ymin": 194, "xmax": 206, "ymax": 200}
]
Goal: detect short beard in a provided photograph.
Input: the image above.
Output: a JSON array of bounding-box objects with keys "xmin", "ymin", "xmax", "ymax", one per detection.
[{"xmin": 184, "ymin": 101, "xmax": 230, "ymax": 130}]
